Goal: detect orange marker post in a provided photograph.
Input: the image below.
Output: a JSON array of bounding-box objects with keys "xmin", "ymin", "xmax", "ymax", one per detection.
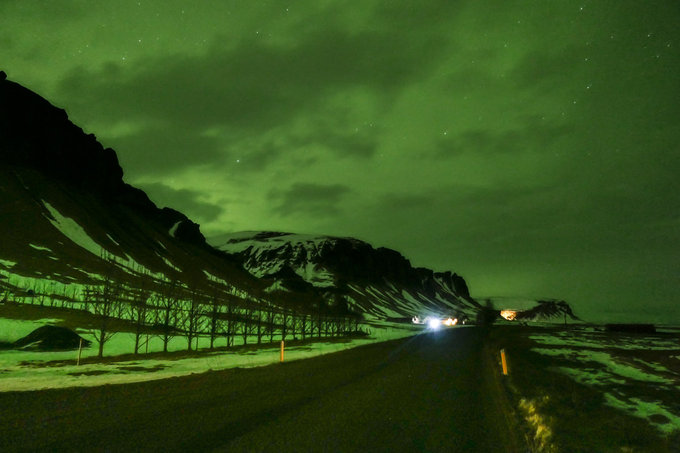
[
  {"xmin": 500, "ymin": 348, "xmax": 508, "ymax": 375},
  {"xmin": 280, "ymin": 340, "xmax": 285, "ymax": 363}
]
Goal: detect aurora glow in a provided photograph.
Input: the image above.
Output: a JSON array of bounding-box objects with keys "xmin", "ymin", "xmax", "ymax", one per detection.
[{"xmin": 1, "ymin": 1, "xmax": 678, "ymax": 323}]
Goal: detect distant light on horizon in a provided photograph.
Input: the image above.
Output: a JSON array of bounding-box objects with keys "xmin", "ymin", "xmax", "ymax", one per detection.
[
  {"xmin": 427, "ymin": 318, "xmax": 441, "ymax": 330},
  {"xmin": 500, "ymin": 310, "xmax": 517, "ymax": 321}
]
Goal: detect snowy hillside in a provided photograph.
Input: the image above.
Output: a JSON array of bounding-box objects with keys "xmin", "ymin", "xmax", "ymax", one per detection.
[
  {"xmin": 209, "ymin": 231, "xmax": 357, "ymax": 284},
  {"xmin": 209, "ymin": 231, "xmax": 481, "ymax": 322}
]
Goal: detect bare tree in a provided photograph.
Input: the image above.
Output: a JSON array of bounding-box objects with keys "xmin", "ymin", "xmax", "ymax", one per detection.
[
  {"xmin": 266, "ymin": 304, "xmax": 276, "ymax": 343},
  {"xmin": 223, "ymin": 301, "xmax": 236, "ymax": 348},
  {"xmin": 291, "ymin": 309, "xmax": 297, "ymax": 340},
  {"xmin": 317, "ymin": 311, "xmax": 323, "ymax": 339},
  {"xmin": 256, "ymin": 307, "xmax": 263, "ymax": 344},
  {"xmin": 300, "ymin": 314, "xmax": 308, "ymax": 340},
  {"xmin": 208, "ymin": 292, "xmax": 222, "ymax": 350},
  {"xmin": 156, "ymin": 280, "xmax": 180, "ymax": 353},
  {"xmin": 281, "ymin": 310, "xmax": 289, "ymax": 341},
  {"xmin": 240, "ymin": 304, "xmax": 255, "ymax": 345},
  {"xmin": 130, "ymin": 288, "xmax": 151, "ymax": 355},
  {"xmin": 183, "ymin": 288, "xmax": 206, "ymax": 351},
  {"xmin": 91, "ymin": 274, "xmax": 122, "ymax": 358}
]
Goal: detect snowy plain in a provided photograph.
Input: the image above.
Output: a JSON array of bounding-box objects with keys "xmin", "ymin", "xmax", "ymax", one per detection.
[{"xmin": 529, "ymin": 328, "xmax": 680, "ymax": 434}]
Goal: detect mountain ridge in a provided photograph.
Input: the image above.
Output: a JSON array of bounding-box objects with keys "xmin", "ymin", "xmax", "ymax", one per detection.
[
  {"xmin": 210, "ymin": 231, "xmax": 480, "ymax": 322},
  {"xmin": 0, "ymin": 70, "xmax": 204, "ymax": 246}
]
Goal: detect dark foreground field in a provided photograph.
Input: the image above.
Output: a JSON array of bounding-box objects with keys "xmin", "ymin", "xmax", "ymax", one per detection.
[
  {"xmin": 487, "ymin": 325, "xmax": 680, "ymax": 453},
  {"xmin": 0, "ymin": 328, "xmax": 520, "ymax": 452}
]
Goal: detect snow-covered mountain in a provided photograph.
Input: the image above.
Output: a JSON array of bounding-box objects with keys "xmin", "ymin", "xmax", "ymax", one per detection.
[{"xmin": 209, "ymin": 231, "xmax": 481, "ymax": 322}]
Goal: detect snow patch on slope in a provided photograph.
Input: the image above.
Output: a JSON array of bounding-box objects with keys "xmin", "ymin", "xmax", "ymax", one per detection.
[
  {"xmin": 29, "ymin": 244, "xmax": 53, "ymax": 253},
  {"xmin": 295, "ymin": 262, "xmax": 335, "ymax": 288},
  {"xmin": 169, "ymin": 221, "xmax": 181, "ymax": 238},
  {"xmin": 264, "ymin": 280, "xmax": 288, "ymax": 293},
  {"xmin": 0, "ymin": 258, "xmax": 17, "ymax": 268},
  {"xmin": 210, "ymin": 231, "xmax": 337, "ymax": 252},
  {"xmin": 42, "ymin": 201, "xmax": 105, "ymax": 257},
  {"xmin": 155, "ymin": 252, "xmax": 181, "ymax": 273}
]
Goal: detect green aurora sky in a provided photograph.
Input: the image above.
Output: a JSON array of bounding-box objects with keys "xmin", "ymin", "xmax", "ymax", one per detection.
[{"xmin": 1, "ymin": 1, "xmax": 678, "ymax": 323}]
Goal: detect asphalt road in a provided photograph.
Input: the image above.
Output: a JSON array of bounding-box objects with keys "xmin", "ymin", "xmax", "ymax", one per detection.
[{"xmin": 0, "ymin": 328, "xmax": 520, "ymax": 452}]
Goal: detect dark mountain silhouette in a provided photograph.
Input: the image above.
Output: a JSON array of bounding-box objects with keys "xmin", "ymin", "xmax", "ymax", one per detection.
[
  {"xmin": 0, "ymin": 70, "xmax": 204, "ymax": 246},
  {"xmin": 0, "ymin": 70, "xmax": 251, "ymax": 294},
  {"xmin": 514, "ymin": 300, "xmax": 580, "ymax": 322}
]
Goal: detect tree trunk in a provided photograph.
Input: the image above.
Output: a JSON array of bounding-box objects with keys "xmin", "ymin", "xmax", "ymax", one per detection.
[
  {"xmin": 98, "ymin": 329, "xmax": 105, "ymax": 358},
  {"xmin": 163, "ymin": 305, "xmax": 171, "ymax": 353}
]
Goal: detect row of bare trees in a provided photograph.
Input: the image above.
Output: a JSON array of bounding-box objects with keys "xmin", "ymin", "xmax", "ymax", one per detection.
[
  {"xmin": 1, "ymin": 257, "xmax": 363, "ymax": 358},
  {"xmin": 83, "ymin": 275, "xmax": 362, "ymax": 357}
]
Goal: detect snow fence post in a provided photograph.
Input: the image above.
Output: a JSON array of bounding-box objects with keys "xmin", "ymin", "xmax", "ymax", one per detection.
[
  {"xmin": 77, "ymin": 338, "xmax": 83, "ymax": 366},
  {"xmin": 280, "ymin": 340, "xmax": 285, "ymax": 363},
  {"xmin": 500, "ymin": 348, "xmax": 508, "ymax": 375}
]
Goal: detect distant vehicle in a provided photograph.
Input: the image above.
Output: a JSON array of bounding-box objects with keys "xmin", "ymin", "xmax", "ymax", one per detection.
[{"xmin": 412, "ymin": 316, "xmax": 459, "ymax": 329}]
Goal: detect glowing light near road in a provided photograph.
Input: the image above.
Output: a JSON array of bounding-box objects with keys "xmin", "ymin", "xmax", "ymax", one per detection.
[
  {"xmin": 427, "ymin": 318, "xmax": 441, "ymax": 329},
  {"xmin": 415, "ymin": 316, "xmax": 459, "ymax": 328},
  {"xmin": 500, "ymin": 310, "xmax": 517, "ymax": 321}
]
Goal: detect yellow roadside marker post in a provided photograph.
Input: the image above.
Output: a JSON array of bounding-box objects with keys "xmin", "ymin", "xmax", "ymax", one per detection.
[
  {"xmin": 500, "ymin": 348, "xmax": 508, "ymax": 375},
  {"xmin": 280, "ymin": 340, "xmax": 285, "ymax": 363}
]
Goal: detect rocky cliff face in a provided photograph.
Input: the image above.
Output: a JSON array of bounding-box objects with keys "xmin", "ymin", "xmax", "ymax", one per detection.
[
  {"xmin": 0, "ymin": 71, "xmax": 204, "ymax": 245},
  {"xmin": 210, "ymin": 232, "xmax": 481, "ymax": 321},
  {"xmin": 0, "ymin": 71, "xmax": 256, "ymax": 296}
]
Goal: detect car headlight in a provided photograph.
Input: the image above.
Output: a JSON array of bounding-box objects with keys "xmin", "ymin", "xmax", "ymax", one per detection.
[{"xmin": 427, "ymin": 318, "xmax": 441, "ymax": 329}]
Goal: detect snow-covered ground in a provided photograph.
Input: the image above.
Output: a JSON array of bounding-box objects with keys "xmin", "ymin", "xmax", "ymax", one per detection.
[
  {"xmin": 529, "ymin": 327, "xmax": 680, "ymax": 434},
  {"xmin": 0, "ymin": 317, "xmax": 421, "ymax": 392}
]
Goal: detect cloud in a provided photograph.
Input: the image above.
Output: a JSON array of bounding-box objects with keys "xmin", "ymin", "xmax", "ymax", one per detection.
[
  {"xmin": 510, "ymin": 43, "xmax": 592, "ymax": 88},
  {"xmin": 52, "ymin": 11, "xmax": 454, "ymax": 177},
  {"xmin": 277, "ymin": 126, "xmax": 379, "ymax": 160},
  {"xmin": 269, "ymin": 183, "xmax": 351, "ymax": 217},
  {"xmin": 434, "ymin": 118, "xmax": 574, "ymax": 158},
  {"xmin": 0, "ymin": 0, "xmax": 84, "ymax": 20},
  {"xmin": 103, "ymin": 126, "xmax": 227, "ymax": 178},
  {"xmin": 136, "ymin": 182, "xmax": 223, "ymax": 224},
  {"xmin": 0, "ymin": 34, "xmax": 13, "ymax": 50},
  {"xmin": 57, "ymin": 22, "xmax": 444, "ymax": 129},
  {"xmin": 222, "ymin": 116, "xmax": 379, "ymax": 175}
]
